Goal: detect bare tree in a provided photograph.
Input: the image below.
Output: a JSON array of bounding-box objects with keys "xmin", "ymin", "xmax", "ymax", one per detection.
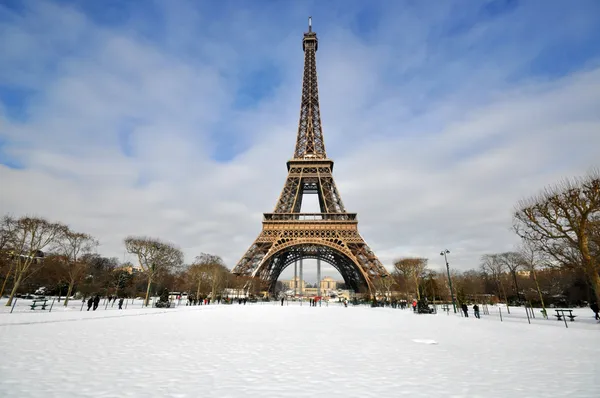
[
  {"xmin": 57, "ymin": 229, "xmax": 98, "ymax": 306},
  {"xmin": 496, "ymin": 252, "xmax": 526, "ymax": 303},
  {"xmin": 0, "ymin": 215, "xmax": 16, "ymax": 297},
  {"xmin": 373, "ymin": 275, "xmax": 395, "ymax": 301},
  {"xmin": 0, "ymin": 215, "xmax": 13, "ymax": 252},
  {"xmin": 124, "ymin": 237, "xmax": 184, "ymax": 306},
  {"xmin": 514, "ymin": 171, "xmax": 600, "ymax": 304},
  {"xmin": 189, "ymin": 253, "xmax": 228, "ymax": 300},
  {"xmin": 393, "ymin": 258, "xmax": 427, "ymax": 300},
  {"xmin": 480, "ymin": 254, "xmax": 510, "ymax": 313},
  {"xmin": 518, "ymin": 241, "xmax": 547, "ymax": 314},
  {"xmin": 4, "ymin": 216, "xmax": 65, "ymax": 306}
]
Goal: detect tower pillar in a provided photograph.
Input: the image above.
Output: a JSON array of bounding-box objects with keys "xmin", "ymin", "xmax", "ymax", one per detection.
[
  {"xmin": 299, "ymin": 258, "xmax": 303, "ymax": 297},
  {"xmin": 317, "ymin": 258, "xmax": 321, "ymax": 297}
]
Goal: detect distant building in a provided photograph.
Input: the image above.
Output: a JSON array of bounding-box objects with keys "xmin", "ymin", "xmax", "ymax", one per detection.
[
  {"xmin": 114, "ymin": 265, "xmax": 142, "ymax": 275},
  {"xmin": 282, "ymin": 276, "xmax": 341, "ymax": 297},
  {"xmin": 320, "ymin": 276, "xmax": 337, "ymax": 290},
  {"xmin": 285, "ymin": 276, "xmax": 306, "ymax": 293}
]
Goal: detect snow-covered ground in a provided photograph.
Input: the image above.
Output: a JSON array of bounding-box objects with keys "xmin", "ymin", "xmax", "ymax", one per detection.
[{"xmin": 1, "ymin": 300, "xmax": 598, "ymax": 397}]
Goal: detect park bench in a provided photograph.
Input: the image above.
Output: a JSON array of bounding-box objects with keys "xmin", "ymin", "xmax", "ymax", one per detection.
[
  {"xmin": 554, "ymin": 309, "xmax": 576, "ymax": 322},
  {"xmin": 30, "ymin": 299, "xmax": 48, "ymax": 310}
]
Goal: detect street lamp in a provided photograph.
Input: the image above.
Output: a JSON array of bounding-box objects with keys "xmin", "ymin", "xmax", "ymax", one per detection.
[{"xmin": 440, "ymin": 249, "xmax": 457, "ymax": 313}]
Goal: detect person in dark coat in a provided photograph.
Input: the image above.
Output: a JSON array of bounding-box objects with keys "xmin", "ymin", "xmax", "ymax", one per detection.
[
  {"xmin": 590, "ymin": 302, "xmax": 600, "ymax": 321},
  {"xmin": 93, "ymin": 295, "xmax": 100, "ymax": 311},
  {"xmin": 281, "ymin": 297, "xmax": 285, "ymax": 306},
  {"xmin": 118, "ymin": 297, "xmax": 124, "ymax": 310},
  {"xmin": 461, "ymin": 303, "xmax": 469, "ymax": 317},
  {"xmin": 87, "ymin": 297, "xmax": 93, "ymax": 311},
  {"xmin": 473, "ymin": 304, "xmax": 480, "ymax": 319}
]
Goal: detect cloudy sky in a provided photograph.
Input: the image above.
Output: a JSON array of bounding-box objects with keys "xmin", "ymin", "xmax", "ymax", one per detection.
[{"xmin": 1, "ymin": 0, "xmax": 599, "ymax": 282}]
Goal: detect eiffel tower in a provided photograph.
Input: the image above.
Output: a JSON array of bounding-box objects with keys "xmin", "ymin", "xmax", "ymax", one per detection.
[{"xmin": 232, "ymin": 18, "xmax": 389, "ymax": 296}]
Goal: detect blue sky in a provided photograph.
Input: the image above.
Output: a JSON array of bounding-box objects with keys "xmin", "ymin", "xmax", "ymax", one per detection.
[{"xmin": 1, "ymin": 0, "xmax": 599, "ymax": 280}]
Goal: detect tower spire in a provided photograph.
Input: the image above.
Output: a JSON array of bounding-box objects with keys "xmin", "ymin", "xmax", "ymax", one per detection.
[{"xmin": 294, "ymin": 17, "xmax": 326, "ymax": 159}]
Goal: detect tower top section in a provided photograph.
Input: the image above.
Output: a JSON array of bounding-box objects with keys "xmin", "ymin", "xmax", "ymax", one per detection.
[
  {"xmin": 294, "ymin": 18, "xmax": 326, "ymax": 160},
  {"xmin": 302, "ymin": 16, "xmax": 318, "ymax": 52}
]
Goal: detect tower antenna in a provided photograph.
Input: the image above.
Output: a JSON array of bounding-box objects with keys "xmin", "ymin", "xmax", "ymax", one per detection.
[{"xmin": 308, "ymin": 16, "xmax": 312, "ymax": 32}]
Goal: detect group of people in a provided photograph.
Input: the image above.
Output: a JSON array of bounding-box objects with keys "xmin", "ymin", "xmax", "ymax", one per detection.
[
  {"xmin": 460, "ymin": 303, "xmax": 480, "ymax": 318},
  {"xmin": 187, "ymin": 297, "xmax": 217, "ymax": 306},
  {"xmin": 86, "ymin": 295, "xmax": 125, "ymax": 311}
]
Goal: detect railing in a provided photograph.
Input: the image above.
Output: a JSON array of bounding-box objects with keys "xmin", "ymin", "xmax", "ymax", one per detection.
[{"xmin": 263, "ymin": 213, "xmax": 357, "ymax": 221}]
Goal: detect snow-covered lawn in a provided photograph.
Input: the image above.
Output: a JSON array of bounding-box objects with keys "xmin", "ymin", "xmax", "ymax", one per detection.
[{"xmin": 1, "ymin": 301, "xmax": 598, "ymax": 397}]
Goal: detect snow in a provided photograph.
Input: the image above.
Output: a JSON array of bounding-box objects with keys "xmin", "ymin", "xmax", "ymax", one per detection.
[
  {"xmin": 1, "ymin": 300, "xmax": 598, "ymax": 397},
  {"xmin": 412, "ymin": 338, "xmax": 438, "ymax": 344}
]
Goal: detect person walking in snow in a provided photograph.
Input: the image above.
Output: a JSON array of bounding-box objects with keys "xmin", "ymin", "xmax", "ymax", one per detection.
[
  {"xmin": 87, "ymin": 297, "xmax": 93, "ymax": 311},
  {"xmin": 118, "ymin": 297, "xmax": 124, "ymax": 310},
  {"xmin": 461, "ymin": 303, "xmax": 469, "ymax": 317},
  {"xmin": 473, "ymin": 304, "xmax": 480, "ymax": 319},
  {"xmin": 93, "ymin": 295, "xmax": 100, "ymax": 311},
  {"xmin": 281, "ymin": 297, "xmax": 284, "ymax": 306},
  {"xmin": 590, "ymin": 302, "xmax": 599, "ymax": 321}
]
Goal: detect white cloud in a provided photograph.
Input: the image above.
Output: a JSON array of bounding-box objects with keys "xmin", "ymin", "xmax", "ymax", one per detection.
[{"xmin": 1, "ymin": 1, "xmax": 599, "ymax": 283}]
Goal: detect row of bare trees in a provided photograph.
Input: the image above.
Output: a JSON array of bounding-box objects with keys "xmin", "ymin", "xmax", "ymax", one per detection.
[
  {"xmin": 0, "ymin": 216, "xmax": 246, "ymax": 307},
  {"xmin": 379, "ymin": 170, "xmax": 599, "ymax": 308},
  {"xmin": 0, "ymin": 216, "xmax": 99, "ymax": 307},
  {"xmin": 374, "ymin": 251, "xmax": 593, "ymax": 310}
]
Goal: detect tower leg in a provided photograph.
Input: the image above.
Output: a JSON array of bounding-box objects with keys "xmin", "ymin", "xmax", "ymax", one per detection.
[
  {"xmin": 317, "ymin": 258, "xmax": 321, "ymax": 297},
  {"xmin": 299, "ymin": 258, "xmax": 303, "ymax": 297},
  {"xmin": 294, "ymin": 260, "xmax": 298, "ymax": 296}
]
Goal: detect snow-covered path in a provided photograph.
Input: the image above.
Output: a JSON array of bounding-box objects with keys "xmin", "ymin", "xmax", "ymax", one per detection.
[{"xmin": 1, "ymin": 304, "xmax": 598, "ymax": 397}]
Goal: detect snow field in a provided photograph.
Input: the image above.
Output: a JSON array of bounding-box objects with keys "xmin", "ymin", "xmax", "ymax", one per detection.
[{"xmin": 0, "ymin": 302, "xmax": 598, "ymax": 397}]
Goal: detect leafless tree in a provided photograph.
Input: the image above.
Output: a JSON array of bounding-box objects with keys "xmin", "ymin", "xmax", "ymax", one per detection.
[
  {"xmin": 480, "ymin": 254, "xmax": 510, "ymax": 312},
  {"xmin": 373, "ymin": 275, "xmax": 395, "ymax": 301},
  {"xmin": 124, "ymin": 236, "xmax": 184, "ymax": 306},
  {"xmin": 188, "ymin": 253, "xmax": 228, "ymax": 299},
  {"xmin": 0, "ymin": 215, "xmax": 13, "ymax": 253},
  {"xmin": 518, "ymin": 241, "xmax": 547, "ymax": 313},
  {"xmin": 496, "ymin": 252, "xmax": 526, "ymax": 303},
  {"xmin": 3, "ymin": 216, "xmax": 66, "ymax": 306},
  {"xmin": 0, "ymin": 216, "xmax": 16, "ymax": 297},
  {"xmin": 393, "ymin": 257, "xmax": 428, "ymax": 300},
  {"xmin": 514, "ymin": 170, "xmax": 600, "ymax": 304},
  {"xmin": 57, "ymin": 229, "xmax": 98, "ymax": 306}
]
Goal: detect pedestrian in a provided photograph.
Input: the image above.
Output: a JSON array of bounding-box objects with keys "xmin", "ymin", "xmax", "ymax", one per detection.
[
  {"xmin": 118, "ymin": 297, "xmax": 124, "ymax": 310},
  {"xmin": 590, "ymin": 302, "xmax": 600, "ymax": 321},
  {"xmin": 93, "ymin": 295, "xmax": 100, "ymax": 311},
  {"xmin": 412, "ymin": 300, "xmax": 417, "ymax": 312},
  {"xmin": 87, "ymin": 297, "xmax": 93, "ymax": 311},
  {"xmin": 281, "ymin": 297, "xmax": 284, "ymax": 306},
  {"xmin": 473, "ymin": 304, "xmax": 480, "ymax": 319},
  {"xmin": 461, "ymin": 303, "xmax": 469, "ymax": 317}
]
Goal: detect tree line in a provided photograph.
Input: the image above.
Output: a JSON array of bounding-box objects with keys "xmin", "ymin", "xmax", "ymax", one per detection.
[
  {"xmin": 0, "ymin": 218, "xmax": 269, "ymax": 307},
  {"xmin": 2, "ymin": 170, "xmax": 598, "ymax": 307},
  {"xmin": 377, "ymin": 170, "xmax": 599, "ymax": 310}
]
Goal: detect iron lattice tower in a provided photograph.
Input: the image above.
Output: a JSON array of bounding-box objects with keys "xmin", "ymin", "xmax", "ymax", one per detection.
[{"xmin": 232, "ymin": 19, "xmax": 389, "ymax": 295}]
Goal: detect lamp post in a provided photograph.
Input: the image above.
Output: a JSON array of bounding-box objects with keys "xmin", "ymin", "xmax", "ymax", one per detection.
[{"xmin": 440, "ymin": 249, "xmax": 457, "ymax": 313}]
